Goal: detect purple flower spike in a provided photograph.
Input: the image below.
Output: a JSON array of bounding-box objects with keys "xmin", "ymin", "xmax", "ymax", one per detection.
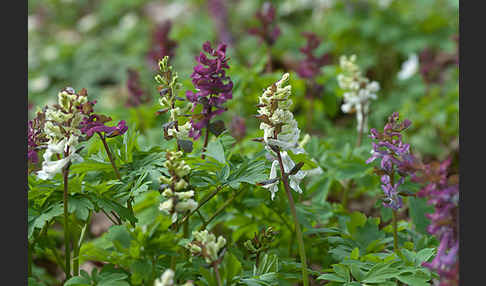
[
  {"xmin": 413, "ymin": 158, "xmax": 459, "ymax": 285},
  {"xmin": 186, "ymin": 41, "xmax": 233, "ymax": 140},
  {"xmin": 147, "ymin": 20, "xmax": 177, "ymax": 70},
  {"xmin": 248, "ymin": 2, "xmax": 280, "ymax": 46},
  {"xmin": 296, "ymin": 32, "xmax": 332, "ymax": 80},
  {"xmin": 367, "ymin": 112, "xmax": 416, "ymax": 210}
]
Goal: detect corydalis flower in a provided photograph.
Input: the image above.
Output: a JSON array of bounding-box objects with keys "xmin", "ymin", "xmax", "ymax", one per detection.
[
  {"xmin": 415, "ymin": 159, "xmax": 459, "ymax": 285},
  {"xmin": 78, "ymin": 91, "xmax": 128, "ymax": 140},
  {"xmin": 257, "ymin": 73, "xmax": 299, "ymax": 150},
  {"xmin": 338, "ymin": 55, "xmax": 380, "ymax": 132},
  {"xmin": 37, "ymin": 87, "xmax": 88, "ymax": 179},
  {"xmin": 297, "ymin": 32, "xmax": 332, "ymax": 80},
  {"xmin": 126, "ymin": 68, "xmax": 149, "ymax": 107},
  {"xmin": 156, "ymin": 56, "xmax": 193, "ymax": 143},
  {"xmin": 256, "ymin": 73, "xmax": 322, "ymax": 199},
  {"xmin": 147, "ymin": 20, "xmax": 177, "ymax": 71},
  {"xmin": 28, "ymin": 110, "xmax": 48, "ymax": 165},
  {"xmin": 248, "ymin": 2, "xmax": 280, "ymax": 46},
  {"xmin": 159, "ymin": 151, "xmax": 197, "ymax": 223},
  {"xmin": 186, "ymin": 41, "xmax": 233, "ymax": 140},
  {"xmin": 366, "ymin": 112, "xmax": 414, "ymax": 210},
  {"xmin": 79, "ymin": 114, "xmax": 128, "ymax": 138},
  {"xmin": 185, "ymin": 230, "xmax": 226, "ymax": 265}
]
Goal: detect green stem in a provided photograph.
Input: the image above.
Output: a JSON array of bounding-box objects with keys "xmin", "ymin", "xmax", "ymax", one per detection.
[
  {"xmin": 170, "ymin": 223, "xmax": 179, "ymax": 269},
  {"xmin": 392, "ymin": 210, "xmax": 399, "ymax": 255},
  {"xmin": 183, "ymin": 214, "xmax": 190, "ymax": 258},
  {"xmin": 199, "ymin": 189, "xmax": 244, "ymax": 231},
  {"xmin": 201, "ymin": 110, "xmax": 211, "ymax": 160},
  {"xmin": 276, "ymin": 151, "xmax": 309, "ymax": 286},
  {"xmin": 98, "ymin": 133, "xmax": 134, "ymax": 223},
  {"xmin": 28, "ymin": 243, "xmax": 33, "ymax": 277},
  {"xmin": 288, "ymin": 232, "xmax": 294, "ymax": 257},
  {"xmin": 72, "ymin": 230, "xmax": 80, "ymax": 276},
  {"xmin": 213, "ymin": 263, "xmax": 223, "ymax": 286},
  {"xmin": 98, "ymin": 133, "xmax": 122, "ymax": 180},
  {"xmin": 176, "ymin": 184, "xmax": 226, "ymax": 228},
  {"xmin": 63, "ymin": 164, "xmax": 71, "ymax": 280}
]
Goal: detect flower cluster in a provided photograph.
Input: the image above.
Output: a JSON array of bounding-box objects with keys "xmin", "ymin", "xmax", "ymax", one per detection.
[
  {"xmin": 415, "ymin": 159, "xmax": 459, "ymax": 285},
  {"xmin": 126, "ymin": 68, "xmax": 149, "ymax": 107},
  {"xmin": 28, "ymin": 110, "xmax": 48, "ymax": 165},
  {"xmin": 256, "ymin": 73, "xmax": 321, "ymax": 199},
  {"xmin": 147, "ymin": 20, "xmax": 177, "ymax": 71},
  {"xmin": 296, "ymin": 32, "xmax": 332, "ymax": 80},
  {"xmin": 156, "ymin": 56, "xmax": 193, "ymax": 142},
  {"xmin": 154, "ymin": 269, "xmax": 194, "ymax": 286},
  {"xmin": 186, "ymin": 41, "xmax": 233, "ymax": 140},
  {"xmin": 366, "ymin": 112, "xmax": 415, "ymax": 210},
  {"xmin": 337, "ymin": 55, "xmax": 380, "ymax": 132},
  {"xmin": 248, "ymin": 2, "xmax": 280, "ymax": 46},
  {"xmin": 159, "ymin": 151, "xmax": 197, "ymax": 223},
  {"xmin": 185, "ymin": 230, "xmax": 226, "ymax": 265},
  {"xmin": 37, "ymin": 87, "xmax": 89, "ymax": 180},
  {"xmin": 257, "ymin": 73, "xmax": 299, "ymax": 150}
]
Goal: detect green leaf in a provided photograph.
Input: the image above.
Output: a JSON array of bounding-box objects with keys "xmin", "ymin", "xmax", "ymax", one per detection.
[
  {"xmin": 28, "ymin": 204, "xmax": 63, "ymax": 239},
  {"xmin": 204, "ymin": 139, "xmax": 226, "ymax": 164},
  {"xmin": 98, "ymin": 273, "xmax": 129, "ymax": 286},
  {"xmin": 350, "ymin": 247, "xmax": 360, "ymax": 260},
  {"xmin": 408, "ymin": 197, "xmax": 434, "ymax": 234},
  {"xmin": 223, "ymin": 253, "xmax": 242, "ymax": 284},
  {"xmin": 349, "ymin": 264, "xmax": 366, "ymax": 282},
  {"xmin": 415, "ymin": 248, "xmax": 436, "ymax": 266},
  {"xmin": 64, "ymin": 276, "xmax": 91, "ymax": 286},
  {"xmin": 362, "ymin": 263, "xmax": 398, "ymax": 283},
  {"xmin": 68, "ymin": 196, "xmax": 95, "ymax": 221},
  {"xmin": 317, "ymin": 273, "xmax": 347, "ymax": 282},
  {"xmin": 105, "ymin": 225, "xmax": 132, "ymax": 249},
  {"xmin": 346, "ymin": 212, "xmax": 367, "ymax": 237},
  {"xmin": 396, "ymin": 271, "xmax": 431, "ymax": 286},
  {"xmin": 333, "ymin": 264, "xmax": 351, "ymax": 282}
]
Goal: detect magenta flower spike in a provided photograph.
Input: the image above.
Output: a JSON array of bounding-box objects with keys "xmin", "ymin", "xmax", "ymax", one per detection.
[{"xmin": 186, "ymin": 41, "xmax": 233, "ymax": 140}]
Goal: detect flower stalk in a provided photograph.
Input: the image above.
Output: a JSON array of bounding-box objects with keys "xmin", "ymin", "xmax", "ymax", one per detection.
[
  {"xmin": 276, "ymin": 151, "xmax": 309, "ymax": 286},
  {"xmin": 63, "ymin": 161, "xmax": 72, "ymax": 280}
]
